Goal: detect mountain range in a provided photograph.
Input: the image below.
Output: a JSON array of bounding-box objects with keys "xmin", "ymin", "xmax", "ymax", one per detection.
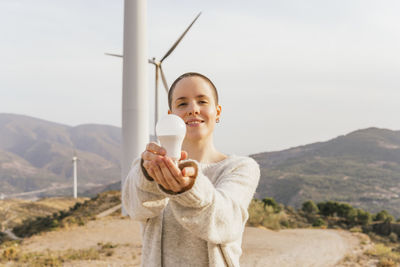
[
  {"xmin": 252, "ymin": 127, "xmax": 400, "ymax": 217},
  {"xmin": 0, "ymin": 113, "xmax": 121, "ymax": 197},
  {"xmin": 1, "ymin": 113, "xmax": 399, "ymax": 217}
]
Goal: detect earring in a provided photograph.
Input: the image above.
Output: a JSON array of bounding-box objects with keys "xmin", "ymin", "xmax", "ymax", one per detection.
[{"xmin": 216, "ymin": 118, "xmax": 220, "ymax": 123}]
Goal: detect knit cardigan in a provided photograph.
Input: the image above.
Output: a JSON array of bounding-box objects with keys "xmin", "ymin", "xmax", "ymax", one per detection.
[{"xmin": 122, "ymin": 154, "xmax": 260, "ymax": 267}]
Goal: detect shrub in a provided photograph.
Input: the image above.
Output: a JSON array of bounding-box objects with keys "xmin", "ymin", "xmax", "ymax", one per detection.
[
  {"xmin": 378, "ymin": 257, "xmax": 397, "ymax": 267},
  {"xmin": 345, "ymin": 208, "xmax": 358, "ymax": 225},
  {"xmin": 388, "ymin": 233, "xmax": 398, "ymax": 243},
  {"xmin": 247, "ymin": 199, "xmax": 290, "ymax": 230},
  {"xmin": 302, "ymin": 200, "xmax": 319, "ymax": 214},
  {"xmin": 357, "ymin": 209, "xmax": 372, "ymax": 226},
  {"xmin": 64, "ymin": 248, "xmax": 99, "ymax": 261},
  {"xmin": 1, "ymin": 247, "xmax": 19, "ymax": 261},
  {"xmin": 336, "ymin": 203, "xmax": 354, "ymax": 218},
  {"xmin": 312, "ymin": 218, "xmax": 326, "ymax": 227},
  {"xmin": 317, "ymin": 201, "xmax": 338, "ymax": 217},
  {"xmin": 247, "ymin": 199, "xmax": 265, "ymax": 226},
  {"xmin": 374, "ymin": 210, "xmax": 395, "ymax": 222},
  {"xmin": 261, "ymin": 208, "xmax": 283, "ymax": 230},
  {"xmin": 367, "ymin": 243, "xmax": 392, "ymax": 257},
  {"xmin": 262, "ymin": 197, "xmax": 281, "ymax": 213}
]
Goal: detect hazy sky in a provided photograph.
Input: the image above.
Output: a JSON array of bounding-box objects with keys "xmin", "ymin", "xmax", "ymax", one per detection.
[{"xmin": 1, "ymin": 0, "xmax": 399, "ymax": 156}]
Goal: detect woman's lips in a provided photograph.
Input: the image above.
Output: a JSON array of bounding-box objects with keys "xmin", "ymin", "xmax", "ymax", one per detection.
[{"xmin": 186, "ymin": 121, "xmax": 204, "ymax": 127}]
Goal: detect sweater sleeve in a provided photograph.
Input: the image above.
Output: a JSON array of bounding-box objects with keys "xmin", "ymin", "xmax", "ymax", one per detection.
[
  {"xmin": 122, "ymin": 157, "xmax": 168, "ymax": 222},
  {"xmin": 159, "ymin": 157, "xmax": 260, "ymax": 244}
]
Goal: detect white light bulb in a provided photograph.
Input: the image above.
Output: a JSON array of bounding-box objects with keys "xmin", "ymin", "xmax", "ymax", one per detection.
[{"xmin": 156, "ymin": 114, "xmax": 186, "ymax": 163}]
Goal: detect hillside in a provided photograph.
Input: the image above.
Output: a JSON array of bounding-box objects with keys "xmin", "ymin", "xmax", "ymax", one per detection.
[
  {"xmin": 1, "ymin": 113, "xmax": 400, "ymax": 218},
  {"xmin": 0, "ymin": 198, "xmax": 87, "ymax": 230},
  {"xmin": 0, "ymin": 113, "xmax": 122, "ymax": 197},
  {"xmin": 252, "ymin": 127, "xmax": 400, "ymax": 217}
]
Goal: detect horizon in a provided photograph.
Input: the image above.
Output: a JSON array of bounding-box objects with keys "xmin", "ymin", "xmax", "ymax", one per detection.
[{"xmin": 2, "ymin": 111, "xmax": 399, "ymax": 156}]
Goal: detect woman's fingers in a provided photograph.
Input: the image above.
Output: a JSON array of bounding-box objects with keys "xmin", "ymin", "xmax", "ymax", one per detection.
[
  {"xmin": 143, "ymin": 153, "xmax": 197, "ymax": 193},
  {"xmin": 159, "ymin": 160, "xmax": 181, "ymax": 192},
  {"xmin": 163, "ymin": 158, "xmax": 196, "ymax": 190},
  {"xmin": 180, "ymin": 150, "xmax": 188, "ymax": 161},
  {"xmin": 142, "ymin": 150, "xmax": 164, "ymax": 162},
  {"xmin": 162, "ymin": 157, "xmax": 187, "ymax": 191},
  {"xmin": 146, "ymin": 142, "xmax": 166, "ymax": 156},
  {"xmin": 163, "ymin": 157, "xmax": 182, "ymax": 177},
  {"xmin": 141, "ymin": 141, "xmax": 167, "ymax": 180},
  {"xmin": 151, "ymin": 161, "xmax": 170, "ymax": 190}
]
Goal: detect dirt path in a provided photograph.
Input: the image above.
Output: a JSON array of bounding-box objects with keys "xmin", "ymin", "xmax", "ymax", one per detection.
[
  {"xmin": 241, "ymin": 227, "xmax": 360, "ymax": 267},
  {"xmin": 17, "ymin": 217, "xmax": 362, "ymax": 266}
]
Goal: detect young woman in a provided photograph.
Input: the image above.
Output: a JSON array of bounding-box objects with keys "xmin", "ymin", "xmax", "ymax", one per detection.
[{"xmin": 122, "ymin": 72, "xmax": 260, "ymax": 267}]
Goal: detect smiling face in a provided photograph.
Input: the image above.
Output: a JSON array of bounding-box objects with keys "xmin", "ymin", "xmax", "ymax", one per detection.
[{"xmin": 168, "ymin": 76, "xmax": 221, "ymax": 142}]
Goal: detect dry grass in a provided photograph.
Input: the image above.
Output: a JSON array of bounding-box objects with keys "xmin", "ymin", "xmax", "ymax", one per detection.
[
  {"xmin": 0, "ymin": 241, "xmax": 120, "ymax": 266},
  {"xmin": 365, "ymin": 243, "xmax": 400, "ymax": 266},
  {"xmin": 0, "ymin": 197, "xmax": 87, "ymax": 229},
  {"xmin": 247, "ymin": 199, "xmax": 303, "ymax": 230}
]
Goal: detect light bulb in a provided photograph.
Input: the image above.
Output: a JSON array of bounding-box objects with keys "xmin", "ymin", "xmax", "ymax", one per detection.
[{"xmin": 156, "ymin": 114, "xmax": 186, "ymax": 163}]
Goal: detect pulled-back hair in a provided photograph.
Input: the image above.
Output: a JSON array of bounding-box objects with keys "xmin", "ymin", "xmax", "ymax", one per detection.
[{"xmin": 168, "ymin": 72, "xmax": 219, "ymax": 110}]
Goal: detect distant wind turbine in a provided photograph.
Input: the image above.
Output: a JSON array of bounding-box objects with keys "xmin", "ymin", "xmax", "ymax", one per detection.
[
  {"xmin": 105, "ymin": 12, "xmax": 202, "ymax": 133},
  {"xmin": 72, "ymin": 151, "xmax": 79, "ymax": 199}
]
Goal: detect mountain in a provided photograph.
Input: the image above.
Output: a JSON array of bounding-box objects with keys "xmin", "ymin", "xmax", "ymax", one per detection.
[
  {"xmin": 0, "ymin": 113, "xmax": 122, "ymax": 197},
  {"xmin": 2, "ymin": 113, "xmax": 400, "ymax": 217},
  {"xmin": 251, "ymin": 127, "xmax": 400, "ymax": 217}
]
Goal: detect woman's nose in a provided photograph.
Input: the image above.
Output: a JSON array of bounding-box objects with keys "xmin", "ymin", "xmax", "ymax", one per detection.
[{"xmin": 188, "ymin": 102, "xmax": 200, "ymax": 115}]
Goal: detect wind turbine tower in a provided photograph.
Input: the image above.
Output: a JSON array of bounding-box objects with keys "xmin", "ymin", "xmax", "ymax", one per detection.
[
  {"xmin": 72, "ymin": 152, "xmax": 79, "ymax": 199},
  {"xmin": 121, "ymin": 0, "xmax": 149, "ymax": 214}
]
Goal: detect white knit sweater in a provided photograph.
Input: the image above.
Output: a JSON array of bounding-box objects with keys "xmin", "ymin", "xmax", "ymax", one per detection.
[{"xmin": 122, "ymin": 154, "xmax": 260, "ymax": 267}]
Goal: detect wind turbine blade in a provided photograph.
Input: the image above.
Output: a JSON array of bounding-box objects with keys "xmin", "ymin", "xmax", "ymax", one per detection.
[
  {"xmin": 160, "ymin": 12, "xmax": 201, "ymax": 63},
  {"xmin": 104, "ymin": 53, "xmax": 123, "ymax": 58},
  {"xmin": 159, "ymin": 65, "xmax": 169, "ymax": 93}
]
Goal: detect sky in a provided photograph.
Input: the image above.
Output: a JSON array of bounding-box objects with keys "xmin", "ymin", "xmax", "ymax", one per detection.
[{"xmin": 1, "ymin": 0, "xmax": 399, "ymax": 156}]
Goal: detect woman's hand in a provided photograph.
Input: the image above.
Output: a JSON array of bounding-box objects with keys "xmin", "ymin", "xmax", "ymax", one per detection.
[
  {"xmin": 152, "ymin": 157, "xmax": 197, "ymax": 193},
  {"xmin": 141, "ymin": 142, "xmax": 188, "ymax": 182}
]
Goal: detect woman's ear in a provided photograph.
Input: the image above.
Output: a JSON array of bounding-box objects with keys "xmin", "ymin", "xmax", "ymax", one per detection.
[
  {"xmin": 216, "ymin": 105, "xmax": 222, "ymax": 120},
  {"xmin": 168, "ymin": 110, "xmax": 172, "ymax": 114}
]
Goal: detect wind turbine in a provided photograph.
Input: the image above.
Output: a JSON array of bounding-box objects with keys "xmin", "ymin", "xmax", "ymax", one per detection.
[
  {"xmin": 105, "ymin": 12, "xmax": 201, "ymax": 133},
  {"xmin": 72, "ymin": 151, "xmax": 79, "ymax": 199}
]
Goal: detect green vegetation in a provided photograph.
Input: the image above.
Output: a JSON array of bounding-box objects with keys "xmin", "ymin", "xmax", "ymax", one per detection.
[
  {"xmin": 301, "ymin": 200, "xmax": 319, "ymax": 214},
  {"xmin": 375, "ymin": 210, "xmax": 395, "ymax": 223},
  {"xmin": 262, "ymin": 197, "xmax": 281, "ymax": 213},
  {"xmin": 11, "ymin": 191, "xmax": 121, "ymax": 239},
  {"xmin": 248, "ymin": 196, "xmax": 400, "ymax": 247},
  {"xmin": 0, "ymin": 197, "xmax": 87, "ymax": 230},
  {"xmin": 247, "ymin": 198, "xmax": 309, "ymax": 230}
]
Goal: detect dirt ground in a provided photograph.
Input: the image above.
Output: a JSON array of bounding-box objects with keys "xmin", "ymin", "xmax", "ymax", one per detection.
[
  {"xmin": 241, "ymin": 227, "xmax": 366, "ymax": 267},
  {"xmin": 15, "ymin": 216, "xmax": 368, "ymax": 266}
]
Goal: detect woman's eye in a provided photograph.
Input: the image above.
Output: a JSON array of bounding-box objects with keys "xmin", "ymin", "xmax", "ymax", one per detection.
[
  {"xmin": 199, "ymin": 101, "xmax": 208, "ymax": 104},
  {"xmin": 178, "ymin": 103, "xmax": 187, "ymax": 107}
]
